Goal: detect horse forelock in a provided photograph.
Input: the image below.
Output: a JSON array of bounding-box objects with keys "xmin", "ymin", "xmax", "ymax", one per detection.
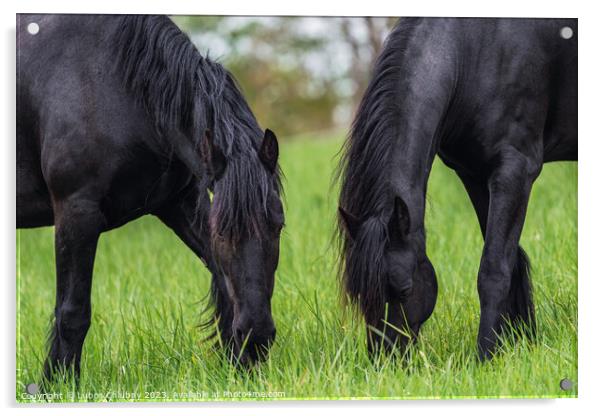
[
  {"xmin": 205, "ymin": 71, "xmax": 283, "ymax": 246},
  {"xmin": 209, "ymin": 152, "xmax": 280, "ymax": 246},
  {"xmin": 340, "ymin": 216, "xmax": 390, "ymax": 325}
]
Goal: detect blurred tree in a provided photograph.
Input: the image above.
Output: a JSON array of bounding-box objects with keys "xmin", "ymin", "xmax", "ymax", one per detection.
[
  {"xmin": 172, "ymin": 16, "xmax": 395, "ymax": 139},
  {"xmin": 340, "ymin": 17, "xmax": 398, "ymax": 109}
]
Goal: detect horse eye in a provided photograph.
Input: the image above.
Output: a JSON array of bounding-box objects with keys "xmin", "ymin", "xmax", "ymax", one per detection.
[{"xmin": 269, "ymin": 207, "xmax": 284, "ymax": 230}]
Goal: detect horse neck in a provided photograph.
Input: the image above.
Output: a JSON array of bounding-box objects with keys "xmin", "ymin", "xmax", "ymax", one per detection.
[
  {"xmin": 380, "ymin": 19, "xmax": 458, "ymax": 237},
  {"xmin": 387, "ymin": 112, "xmax": 441, "ymax": 239}
]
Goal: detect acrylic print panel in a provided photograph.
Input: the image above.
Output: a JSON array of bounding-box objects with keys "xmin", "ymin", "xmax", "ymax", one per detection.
[{"xmin": 16, "ymin": 14, "xmax": 577, "ymax": 402}]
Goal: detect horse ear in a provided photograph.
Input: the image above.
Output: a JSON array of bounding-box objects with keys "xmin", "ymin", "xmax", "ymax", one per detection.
[
  {"xmin": 392, "ymin": 196, "xmax": 410, "ymax": 236},
  {"xmin": 339, "ymin": 207, "xmax": 362, "ymax": 240},
  {"xmin": 259, "ymin": 129, "xmax": 279, "ymax": 173},
  {"xmin": 201, "ymin": 129, "xmax": 226, "ymax": 180}
]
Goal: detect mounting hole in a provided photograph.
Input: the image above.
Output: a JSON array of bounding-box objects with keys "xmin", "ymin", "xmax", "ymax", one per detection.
[
  {"xmin": 25, "ymin": 383, "xmax": 39, "ymax": 395},
  {"xmin": 560, "ymin": 26, "xmax": 573, "ymax": 40},
  {"xmin": 27, "ymin": 22, "xmax": 39, "ymax": 35},
  {"xmin": 560, "ymin": 378, "xmax": 573, "ymax": 391}
]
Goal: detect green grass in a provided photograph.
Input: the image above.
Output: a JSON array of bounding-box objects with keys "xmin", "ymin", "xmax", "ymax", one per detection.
[{"xmin": 16, "ymin": 135, "xmax": 577, "ymax": 402}]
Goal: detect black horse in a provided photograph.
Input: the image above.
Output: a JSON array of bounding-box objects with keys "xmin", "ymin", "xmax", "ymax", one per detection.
[
  {"xmin": 337, "ymin": 18, "xmax": 576, "ymax": 359},
  {"xmin": 17, "ymin": 14, "xmax": 283, "ymax": 379}
]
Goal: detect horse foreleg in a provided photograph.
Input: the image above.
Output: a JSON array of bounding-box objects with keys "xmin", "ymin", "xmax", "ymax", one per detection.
[
  {"xmin": 154, "ymin": 186, "xmax": 214, "ymax": 267},
  {"xmin": 475, "ymin": 148, "xmax": 540, "ymax": 360},
  {"xmin": 44, "ymin": 197, "xmax": 103, "ymax": 381},
  {"xmin": 459, "ymin": 171, "xmax": 537, "ymax": 342}
]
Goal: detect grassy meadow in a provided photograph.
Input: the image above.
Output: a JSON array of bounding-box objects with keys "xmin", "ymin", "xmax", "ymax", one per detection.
[{"xmin": 16, "ymin": 135, "xmax": 577, "ymax": 402}]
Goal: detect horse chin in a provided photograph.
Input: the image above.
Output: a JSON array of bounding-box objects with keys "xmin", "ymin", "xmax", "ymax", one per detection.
[
  {"xmin": 232, "ymin": 345, "xmax": 270, "ymax": 369},
  {"xmin": 230, "ymin": 330, "xmax": 273, "ymax": 367}
]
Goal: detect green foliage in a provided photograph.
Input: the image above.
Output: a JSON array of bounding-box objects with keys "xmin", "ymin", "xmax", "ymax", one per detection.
[{"xmin": 16, "ymin": 136, "xmax": 577, "ymax": 401}]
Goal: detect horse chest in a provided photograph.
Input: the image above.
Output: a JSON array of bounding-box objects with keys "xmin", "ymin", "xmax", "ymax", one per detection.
[{"xmin": 100, "ymin": 162, "xmax": 193, "ymax": 229}]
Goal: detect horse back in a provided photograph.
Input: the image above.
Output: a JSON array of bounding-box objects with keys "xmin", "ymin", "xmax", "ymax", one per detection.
[
  {"xmin": 458, "ymin": 18, "xmax": 577, "ymax": 163},
  {"xmin": 396, "ymin": 18, "xmax": 577, "ymax": 170}
]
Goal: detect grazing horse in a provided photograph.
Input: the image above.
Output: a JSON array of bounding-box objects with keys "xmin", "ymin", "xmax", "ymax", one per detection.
[
  {"xmin": 337, "ymin": 17, "xmax": 576, "ymax": 359},
  {"xmin": 17, "ymin": 14, "xmax": 284, "ymax": 379}
]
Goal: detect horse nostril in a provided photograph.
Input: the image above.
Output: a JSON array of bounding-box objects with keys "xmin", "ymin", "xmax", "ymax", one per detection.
[
  {"xmin": 234, "ymin": 326, "xmax": 249, "ymax": 344},
  {"xmin": 233, "ymin": 318, "xmax": 276, "ymax": 348}
]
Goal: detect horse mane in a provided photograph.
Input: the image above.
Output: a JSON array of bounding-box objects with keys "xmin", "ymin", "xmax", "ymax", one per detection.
[
  {"xmin": 112, "ymin": 15, "xmax": 281, "ymax": 243},
  {"xmin": 112, "ymin": 15, "xmax": 282, "ymax": 340},
  {"xmin": 336, "ymin": 19, "xmax": 420, "ymax": 326}
]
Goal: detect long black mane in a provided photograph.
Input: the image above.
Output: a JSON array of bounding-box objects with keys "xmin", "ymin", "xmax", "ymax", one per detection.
[
  {"xmin": 112, "ymin": 15, "xmax": 282, "ymax": 338},
  {"xmin": 113, "ymin": 15, "xmax": 282, "ymax": 242},
  {"xmin": 336, "ymin": 19, "xmax": 419, "ymax": 325}
]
